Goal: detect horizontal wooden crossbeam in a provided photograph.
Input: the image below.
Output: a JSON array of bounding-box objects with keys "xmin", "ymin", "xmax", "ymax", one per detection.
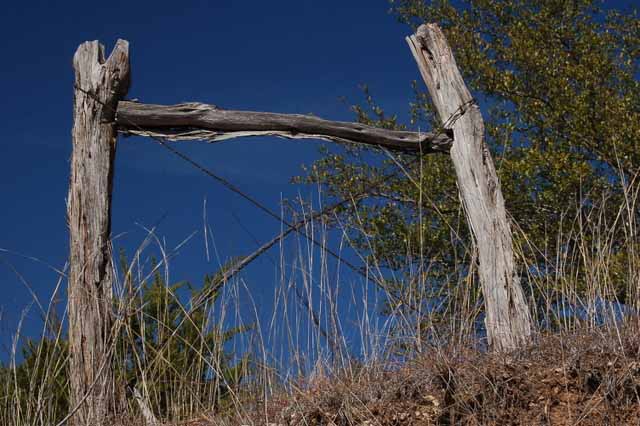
[{"xmin": 116, "ymin": 101, "xmax": 452, "ymax": 153}]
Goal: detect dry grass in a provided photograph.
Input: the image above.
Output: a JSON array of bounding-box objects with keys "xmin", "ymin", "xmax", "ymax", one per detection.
[
  {"xmin": 1, "ymin": 174, "xmax": 639, "ymax": 426},
  {"xmin": 207, "ymin": 327, "xmax": 640, "ymax": 426}
]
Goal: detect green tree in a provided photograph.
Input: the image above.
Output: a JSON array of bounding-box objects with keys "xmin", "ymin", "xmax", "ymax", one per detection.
[{"xmin": 301, "ymin": 0, "xmax": 639, "ymax": 327}]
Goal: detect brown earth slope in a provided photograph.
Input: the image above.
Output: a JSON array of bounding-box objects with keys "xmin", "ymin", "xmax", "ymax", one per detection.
[{"xmin": 180, "ymin": 329, "xmax": 640, "ymax": 426}]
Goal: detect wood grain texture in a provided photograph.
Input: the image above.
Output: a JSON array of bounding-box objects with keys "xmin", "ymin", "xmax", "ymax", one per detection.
[
  {"xmin": 68, "ymin": 39, "xmax": 130, "ymax": 425},
  {"xmin": 407, "ymin": 24, "xmax": 532, "ymax": 351},
  {"xmin": 116, "ymin": 101, "xmax": 453, "ymax": 153}
]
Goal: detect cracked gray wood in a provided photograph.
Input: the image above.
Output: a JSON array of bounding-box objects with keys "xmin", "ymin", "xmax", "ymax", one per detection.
[
  {"xmin": 68, "ymin": 39, "xmax": 130, "ymax": 426},
  {"xmin": 116, "ymin": 101, "xmax": 453, "ymax": 153},
  {"xmin": 407, "ymin": 24, "xmax": 532, "ymax": 351}
]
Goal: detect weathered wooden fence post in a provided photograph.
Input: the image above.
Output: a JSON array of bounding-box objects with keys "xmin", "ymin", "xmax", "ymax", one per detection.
[
  {"xmin": 407, "ymin": 24, "xmax": 532, "ymax": 351},
  {"xmin": 68, "ymin": 39, "xmax": 130, "ymax": 425}
]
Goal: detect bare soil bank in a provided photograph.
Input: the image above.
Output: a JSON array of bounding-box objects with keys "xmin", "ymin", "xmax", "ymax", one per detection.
[{"xmin": 190, "ymin": 328, "xmax": 640, "ymax": 426}]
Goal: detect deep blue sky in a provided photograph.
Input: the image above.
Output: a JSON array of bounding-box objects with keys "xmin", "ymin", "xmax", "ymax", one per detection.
[
  {"xmin": 1, "ymin": 0, "xmax": 635, "ymax": 359},
  {"xmin": 0, "ymin": 0, "xmax": 424, "ymax": 356}
]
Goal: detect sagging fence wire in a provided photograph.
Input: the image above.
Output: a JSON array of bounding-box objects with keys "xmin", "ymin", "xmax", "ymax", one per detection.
[{"xmin": 73, "ymin": 84, "xmax": 467, "ymax": 313}]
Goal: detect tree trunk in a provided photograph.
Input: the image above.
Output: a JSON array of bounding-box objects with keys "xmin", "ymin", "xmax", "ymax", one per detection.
[
  {"xmin": 407, "ymin": 24, "xmax": 532, "ymax": 351},
  {"xmin": 68, "ymin": 39, "xmax": 130, "ymax": 425}
]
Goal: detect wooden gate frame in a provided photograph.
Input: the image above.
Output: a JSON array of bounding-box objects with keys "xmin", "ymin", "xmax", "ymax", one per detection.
[{"xmin": 67, "ymin": 24, "xmax": 532, "ymax": 425}]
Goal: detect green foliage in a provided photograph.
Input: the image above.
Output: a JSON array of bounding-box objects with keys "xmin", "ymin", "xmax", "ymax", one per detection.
[
  {"xmin": 116, "ymin": 256, "xmax": 251, "ymax": 418},
  {"xmin": 301, "ymin": 0, "xmax": 639, "ymax": 317},
  {"xmin": 0, "ymin": 337, "xmax": 69, "ymax": 424},
  {"xmin": 0, "ymin": 257, "xmax": 249, "ymax": 424}
]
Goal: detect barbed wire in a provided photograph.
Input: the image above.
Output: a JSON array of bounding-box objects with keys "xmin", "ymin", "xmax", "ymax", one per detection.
[
  {"xmin": 72, "ymin": 83, "xmax": 468, "ymax": 308},
  {"xmin": 74, "ymin": 85, "xmax": 365, "ymax": 273},
  {"xmin": 66, "ymin": 82, "xmax": 475, "ymax": 388}
]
